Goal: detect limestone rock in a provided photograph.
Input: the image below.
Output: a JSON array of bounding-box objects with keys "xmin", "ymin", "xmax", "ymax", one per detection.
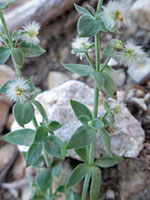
[
  {"xmin": 127, "ymin": 59, "xmax": 150, "ymax": 84},
  {"xmin": 47, "ymin": 71, "xmax": 70, "ymax": 89},
  {"xmin": 12, "ymin": 80, "xmax": 145, "ymax": 158},
  {"xmin": 111, "ymin": 70, "xmax": 126, "ymax": 88},
  {"xmin": 129, "ymin": 0, "xmax": 150, "ymax": 31}
]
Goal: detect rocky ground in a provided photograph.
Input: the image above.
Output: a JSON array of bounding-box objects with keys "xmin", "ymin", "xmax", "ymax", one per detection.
[{"xmin": 0, "ymin": 0, "xmax": 150, "ymax": 199}]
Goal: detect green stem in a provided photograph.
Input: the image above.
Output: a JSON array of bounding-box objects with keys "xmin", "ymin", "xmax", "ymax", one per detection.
[
  {"xmin": 89, "ymin": 33, "xmax": 101, "ymax": 166},
  {"xmin": 85, "ymin": 52, "xmax": 96, "ymax": 71},
  {"xmin": 100, "ymin": 57, "xmax": 111, "ymax": 72},
  {"xmin": 81, "ymin": 172, "xmax": 91, "ymax": 200},
  {"xmin": 13, "ymin": 62, "xmax": 23, "ymax": 78},
  {"xmin": 101, "ymin": 111, "xmax": 108, "ymax": 121},
  {"xmin": 0, "ymin": 11, "xmax": 23, "ymax": 78},
  {"xmin": 0, "ymin": 11, "xmax": 13, "ymax": 48},
  {"xmin": 96, "ymin": 0, "xmax": 103, "ymax": 14},
  {"xmin": 33, "ymin": 100, "xmax": 49, "ymax": 123},
  {"xmin": 32, "ymin": 116, "xmax": 39, "ymax": 129}
]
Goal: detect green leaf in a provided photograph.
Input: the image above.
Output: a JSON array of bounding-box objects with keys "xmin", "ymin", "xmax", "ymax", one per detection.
[
  {"xmin": 70, "ymin": 100, "xmax": 92, "ymax": 122},
  {"xmin": 75, "ymin": 147, "xmax": 88, "ymax": 163},
  {"xmin": 0, "ymin": 81, "xmax": 11, "ymax": 94},
  {"xmin": 102, "ymin": 72, "xmax": 116, "ymax": 98},
  {"xmin": 103, "ymin": 100, "xmax": 110, "ymax": 111},
  {"xmin": 66, "ymin": 163, "xmax": 89, "ymax": 189},
  {"xmin": 71, "ymin": 48, "xmax": 88, "ymax": 54},
  {"xmin": 0, "ymin": 47, "xmax": 11, "ymax": 64},
  {"xmin": 48, "ymin": 121, "xmax": 63, "ymax": 131},
  {"xmin": 78, "ymin": 15, "xmax": 106, "ymax": 37},
  {"xmin": 0, "ymin": 2, "xmax": 8, "ymax": 10},
  {"xmin": 99, "ymin": 129, "xmax": 112, "ymax": 156},
  {"xmin": 87, "ymin": 4, "xmax": 96, "ymax": 16},
  {"xmin": 74, "ymin": 4, "xmax": 92, "ymax": 16},
  {"xmin": 11, "ymin": 48, "xmax": 24, "ymax": 67},
  {"xmin": 66, "ymin": 125, "xmax": 96, "ymax": 149},
  {"xmin": 3, "ymin": 128, "xmax": 35, "ymax": 146},
  {"xmin": 20, "ymin": 42, "xmax": 46, "ymax": 57},
  {"xmin": 12, "ymin": 30, "xmax": 21, "ymax": 40},
  {"xmin": 95, "ymin": 155, "xmax": 123, "ymax": 168},
  {"xmin": 26, "ymin": 143, "xmax": 42, "ymax": 166},
  {"xmin": 44, "ymin": 135, "xmax": 64, "ymax": 157},
  {"xmin": 37, "ymin": 169, "xmax": 52, "ymax": 190},
  {"xmin": 52, "ymin": 165, "xmax": 61, "ymax": 177},
  {"xmin": 62, "ymin": 63, "xmax": 93, "ymax": 76},
  {"xmin": 32, "ymin": 100, "xmax": 48, "ymax": 122},
  {"xmin": 78, "ymin": 115, "xmax": 91, "ymax": 125},
  {"xmin": 34, "ymin": 126, "xmax": 48, "ymax": 143},
  {"xmin": 102, "ymin": 42, "xmax": 117, "ymax": 57},
  {"xmin": 91, "ymin": 72, "xmax": 104, "ymax": 88},
  {"xmin": 13, "ymin": 103, "xmax": 35, "ymax": 127},
  {"xmin": 90, "ymin": 167, "xmax": 101, "ymax": 200},
  {"xmin": 32, "ymin": 156, "xmax": 45, "ymax": 168},
  {"xmin": 91, "ymin": 119, "xmax": 104, "ymax": 130}
]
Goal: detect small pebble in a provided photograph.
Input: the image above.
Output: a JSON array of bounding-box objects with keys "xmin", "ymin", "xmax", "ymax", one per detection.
[
  {"xmin": 144, "ymin": 93, "xmax": 150, "ymax": 103},
  {"xmin": 135, "ymin": 90, "xmax": 145, "ymax": 98},
  {"xmin": 106, "ymin": 189, "xmax": 115, "ymax": 199}
]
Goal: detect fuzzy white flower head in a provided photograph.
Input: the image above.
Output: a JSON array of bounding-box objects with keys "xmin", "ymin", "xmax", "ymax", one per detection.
[
  {"xmin": 102, "ymin": 0, "xmax": 129, "ymax": 30},
  {"xmin": 119, "ymin": 42, "xmax": 146, "ymax": 67},
  {"xmin": 110, "ymin": 100, "xmax": 125, "ymax": 114},
  {"xmin": 72, "ymin": 36, "xmax": 92, "ymax": 60},
  {"xmin": 22, "ymin": 21, "xmax": 40, "ymax": 44},
  {"xmin": 6, "ymin": 79, "xmax": 31, "ymax": 102}
]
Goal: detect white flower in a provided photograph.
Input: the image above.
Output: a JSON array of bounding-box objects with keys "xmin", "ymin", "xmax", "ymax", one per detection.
[
  {"xmin": 72, "ymin": 36, "xmax": 92, "ymax": 60},
  {"xmin": 119, "ymin": 42, "xmax": 146, "ymax": 67},
  {"xmin": 102, "ymin": 0, "xmax": 129, "ymax": 30},
  {"xmin": 22, "ymin": 21, "xmax": 40, "ymax": 44},
  {"xmin": 6, "ymin": 79, "xmax": 31, "ymax": 102},
  {"xmin": 110, "ymin": 100, "xmax": 125, "ymax": 114}
]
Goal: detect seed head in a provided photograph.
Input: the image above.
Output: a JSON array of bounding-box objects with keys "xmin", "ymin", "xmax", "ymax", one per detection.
[
  {"xmin": 22, "ymin": 21, "xmax": 40, "ymax": 44},
  {"xmin": 72, "ymin": 36, "xmax": 92, "ymax": 60},
  {"xmin": 102, "ymin": 0, "xmax": 129, "ymax": 30},
  {"xmin": 6, "ymin": 79, "xmax": 31, "ymax": 102}
]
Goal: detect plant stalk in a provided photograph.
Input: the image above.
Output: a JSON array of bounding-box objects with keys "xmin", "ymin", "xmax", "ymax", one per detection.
[
  {"xmin": 96, "ymin": 0, "xmax": 103, "ymax": 14},
  {"xmin": 81, "ymin": 172, "xmax": 91, "ymax": 200},
  {"xmin": 0, "ymin": 11, "xmax": 13, "ymax": 48},
  {"xmin": 85, "ymin": 52, "xmax": 96, "ymax": 71},
  {"xmin": 82, "ymin": 33, "xmax": 101, "ymax": 200}
]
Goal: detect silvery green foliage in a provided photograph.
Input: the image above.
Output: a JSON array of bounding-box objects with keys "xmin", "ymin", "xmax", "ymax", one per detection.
[{"xmin": 0, "ymin": 0, "xmax": 147, "ymax": 200}]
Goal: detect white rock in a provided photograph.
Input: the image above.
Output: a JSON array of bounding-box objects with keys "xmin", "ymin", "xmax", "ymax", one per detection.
[
  {"xmin": 47, "ymin": 71, "xmax": 70, "ymax": 89},
  {"xmin": 129, "ymin": 0, "xmax": 150, "ymax": 31},
  {"xmin": 129, "ymin": 97, "xmax": 147, "ymax": 111},
  {"xmin": 11, "ymin": 81, "xmax": 145, "ymax": 158},
  {"xmin": 108, "ymin": 58, "xmax": 118, "ymax": 67},
  {"xmin": 111, "ymin": 70, "xmax": 126, "ymax": 87},
  {"xmin": 127, "ymin": 59, "xmax": 150, "ymax": 84}
]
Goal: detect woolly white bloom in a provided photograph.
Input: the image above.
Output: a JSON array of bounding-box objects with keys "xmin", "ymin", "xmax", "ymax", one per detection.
[
  {"xmin": 22, "ymin": 21, "xmax": 40, "ymax": 44},
  {"xmin": 119, "ymin": 42, "xmax": 146, "ymax": 67},
  {"xmin": 110, "ymin": 100, "xmax": 125, "ymax": 114},
  {"xmin": 102, "ymin": 0, "xmax": 129, "ymax": 30},
  {"xmin": 72, "ymin": 36, "xmax": 92, "ymax": 60},
  {"xmin": 6, "ymin": 79, "xmax": 31, "ymax": 102}
]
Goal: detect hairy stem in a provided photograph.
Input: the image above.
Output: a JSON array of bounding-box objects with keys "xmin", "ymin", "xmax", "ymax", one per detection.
[
  {"xmin": 85, "ymin": 52, "xmax": 96, "ymax": 71},
  {"xmin": 0, "ymin": 11, "xmax": 13, "ymax": 48},
  {"xmin": 100, "ymin": 57, "xmax": 111, "ymax": 72},
  {"xmin": 96, "ymin": 0, "xmax": 103, "ymax": 14},
  {"xmin": 81, "ymin": 172, "xmax": 91, "ymax": 200}
]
